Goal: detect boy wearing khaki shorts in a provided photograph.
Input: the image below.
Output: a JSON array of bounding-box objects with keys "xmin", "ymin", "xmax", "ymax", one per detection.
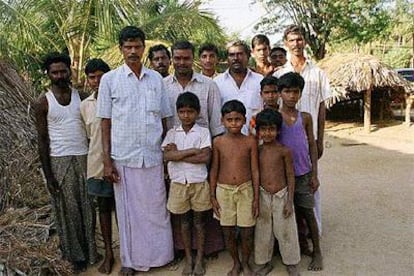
[
  {"xmin": 210, "ymin": 100, "xmax": 260, "ymax": 276},
  {"xmin": 162, "ymin": 92, "xmax": 212, "ymax": 276}
]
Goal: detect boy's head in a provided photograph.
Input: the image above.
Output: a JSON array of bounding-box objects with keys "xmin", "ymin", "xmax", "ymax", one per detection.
[
  {"xmin": 260, "ymin": 76, "xmax": 279, "ymax": 109},
  {"xmin": 278, "ymin": 72, "xmax": 305, "ymax": 107},
  {"xmin": 198, "ymin": 43, "xmax": 219, "ymax": 73},
  {"xmin": 85, "ymin": 58, "xmax": 110, "ymax": 92},
  {"xmin": 221, "ymin": 100, "xmax": 246, "ymax": 134},
  {"xmin": 251, "ymin": 34, "xmax": 270, "ymax": 64},
  {"xmin": 269, "ymin": 47, "xmax": 287, "ymax": 67},
  {"xmin": 176, "ymin": 92, "xmax": 200, "ymax": 127},
  {"xmin": 255, "ymin": 108, "xmax": 283, "ymax": 142}
]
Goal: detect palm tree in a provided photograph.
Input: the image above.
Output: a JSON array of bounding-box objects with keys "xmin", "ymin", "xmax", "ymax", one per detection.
[{"xmin": 0, "ymin": 0, "xmax": 226, "ymax": 89}]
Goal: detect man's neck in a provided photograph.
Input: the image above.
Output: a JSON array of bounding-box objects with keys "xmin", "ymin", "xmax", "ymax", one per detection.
[
  {"xmin": 127, "ymin": 62, "xmax": 143, "ymax": 77},
  {"xmin": 202, "ymin": 69, "xmax": 215, "ymax": 78},
  {"xmin": 175, "ymin": 70, "xmax": 193, "ymax": 88},
  {"xmin": 51, "ymin": 84, "xmax": 71, "ymax": 95}
]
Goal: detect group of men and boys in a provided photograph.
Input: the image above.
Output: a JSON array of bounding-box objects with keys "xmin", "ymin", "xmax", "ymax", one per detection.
[{"xmin": 35, "ymin": 24, "xmax": 330, "ymax": 276}]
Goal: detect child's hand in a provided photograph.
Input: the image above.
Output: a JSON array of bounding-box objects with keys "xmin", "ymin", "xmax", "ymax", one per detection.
[
  {"xmin": 211, "ymin": 197, "xmax": 221, "ymax": 218},
  {"xmin": 252, "ymin": 198, "xmax": 260, "ymax": 219},
  {"xmin": 163, "ymin": 143, "xmax": 177, "ymax": 151},
  {"xmin": 310, "ymin": 176, "xmax": 320, "ymax": 193},
  {"xmin": 283, "ymin": 201, "xmax": 293, "ymax": 218}
]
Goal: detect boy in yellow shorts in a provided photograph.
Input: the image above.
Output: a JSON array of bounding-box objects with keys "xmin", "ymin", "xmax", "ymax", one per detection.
[
  {"xmin": 210, "ymin": 100, "xmax": 260, "ymax": 276},
  {"xmin": 162, "ymin": 92, "xmax": 212, "ymax": 276}
]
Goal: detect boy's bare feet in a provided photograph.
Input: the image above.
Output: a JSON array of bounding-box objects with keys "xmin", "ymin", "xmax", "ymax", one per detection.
[
  {"xmin": 256, "ymin": 263, "xmax": 273, "ymax": 276},
  {"xmin": 182, "ymin": 260, "xmax": 193, "ymax": 276},
  {"xmin": 120, "ymin": 267, "xmax": 135, "ymax": 276},
  {"xmin": 227, "ymin": 262, "xmax": 241, "ymax": 276},
  {"xmin": 308, "ymin": 252, "xmax": 323, "ymax": 271},
  {"xmin": 287, "ymin": 265, "xmax": 300, "ymax": 276},
  {"xmin": 193, "ymin": 260, "xmax": 206, "ymax": 276},
  {"xmin": 97, "ymin": 255, "xmax": 114, "ymax": 274}
]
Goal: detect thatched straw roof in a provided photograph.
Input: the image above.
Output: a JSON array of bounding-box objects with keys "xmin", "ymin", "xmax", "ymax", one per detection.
[
  {"xmin": 318, "ymin": 54, "xmax": 414, "ymax": 106},
  {"xmin": 0, "ymin": 61, "xmax": 48, "ymax": 211}
]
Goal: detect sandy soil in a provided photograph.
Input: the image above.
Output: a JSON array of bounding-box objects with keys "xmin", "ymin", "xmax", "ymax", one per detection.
[{"xmin": 83, "ymin": 120, "xmax": 414, "ymax": 276}]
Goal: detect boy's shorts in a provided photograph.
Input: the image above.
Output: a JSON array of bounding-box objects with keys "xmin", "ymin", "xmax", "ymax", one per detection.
[
  {"xmin": 87, "ymin": 177, "xmax": 114, "ymax": 198},
  {"xmin": 255, "ymin": 186, "xmax": 300, "ymax": 265},
  {"xmin": 294, "ymin": 173, "xmax": 314, "ymax": 209},
  {"xmin": 215, "ymin": 180, "xmax": 255, "ymax": 227},
  {"xmin": 167, "ymin": 181, "xmax": 212, "ymax": 214}
]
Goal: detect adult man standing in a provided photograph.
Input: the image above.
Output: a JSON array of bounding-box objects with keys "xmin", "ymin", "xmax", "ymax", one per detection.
[
  {"xmin": 164, "ymin": 40, "xmax": 224, "ymax": 137},
  {"xmin": 274, "ymin": 25, "xmax": 331, "ymax": 239},
  {"xmin": 269, "ymin": 46, "xmax": 287, "ymax": 70},
  {"xmin": 251, "ymin": 34, "xmax": 274, "ymax": 76},
  {"xmin": 163, "ymin": 40, "xmax": 225, "ymax": 259},
  {"xmin": 199, "ymin": 43, "xmax": 220, "ymax": 78},
  {"xmin": 214, "ymin": 40, "xmax": 263, "ymax": 135},
  {"xmin": 148, "ymin": 44, "xmax": 171, "ymax": 77},
  {"xmin": 34, "ymin": 52, "xmax": 98, "ymax": 273},
  {"xmin": 96, "ymin": 26, "xmax": 173, "ymax": 275},
  {"xmin": 80, "ymin": 58, "xmax": 115, "ymax": 274}
]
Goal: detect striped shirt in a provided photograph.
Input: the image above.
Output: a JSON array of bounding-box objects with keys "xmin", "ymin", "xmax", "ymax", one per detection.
[
  {"xmin": 96, "ymin": 64, "xmax": 172, "ymax": 168},
  {"xmin": 274, "ymin": 60, "xmax": 331, "ymax": 137}
]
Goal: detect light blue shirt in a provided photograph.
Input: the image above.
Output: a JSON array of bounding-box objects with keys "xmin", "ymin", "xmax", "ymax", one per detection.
[{"xmin": 97, "ymin": 64, "xmax": 172, "ymax": 168}]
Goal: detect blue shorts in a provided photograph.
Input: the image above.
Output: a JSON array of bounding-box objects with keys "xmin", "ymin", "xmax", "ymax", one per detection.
[{"xmin": 87, "ymin": 178, "xmax": 114, "ymax": 198}]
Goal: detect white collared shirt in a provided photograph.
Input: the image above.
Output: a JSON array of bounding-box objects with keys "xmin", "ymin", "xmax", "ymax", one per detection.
[
  {"xmin": 161, "ymin": 124, "xmax": 211, "ymax": 184},
  {"xmin": 274, "ymin": 60, "xmax": 331, "ymax": 137},
  {"xmin": 164, "ymin": 72, "xmax": 224, "ymax": 136},
  {"xmin": 214, "ymin": 69, "xmax": 263, "ymax": 135},
  {"xmin": 96, "ymin": 64, "xmax": 173, "ymax": 168}
]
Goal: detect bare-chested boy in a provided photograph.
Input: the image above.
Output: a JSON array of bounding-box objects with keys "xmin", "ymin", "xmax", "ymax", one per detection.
[
  {"xmin": 254, "ymin": 109, "xmax": 300, "ymax": 276},
  {"xmin": 278, "ymin": 72, "xmax": 323, "ymax": 271},
  {"xmin": 209, "ymin": 100, "xmax": 260, "ymax": 276}
]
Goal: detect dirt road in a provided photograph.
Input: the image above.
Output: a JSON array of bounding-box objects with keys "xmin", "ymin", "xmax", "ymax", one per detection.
[{"xmin": 84, "ymin": 122, "xmax": 414, "ymax": 275}]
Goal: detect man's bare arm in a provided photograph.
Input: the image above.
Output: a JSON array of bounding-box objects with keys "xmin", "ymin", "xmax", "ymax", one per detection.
[
  {"xmin": 283, "ymin": 148, "xmax": 295, "ymax": 218},
  {"xmin": 181, "ymin": 147, "xmax": 211, "ymax": 164},
  {"xmin": 317, "ymin": 101, "xmax": 326, "ymax": 159},
  {"xmin": 163, "ymin": 147, "xmax": 201, "ymax": 162},
  {"xmin": 101, "ymin": 118, "xmax": 119, "ymax": 183},
  {"xmin": 303, "ymin": 112, "xmax": 319, "ymax": 192},
  {"xmin": 209, "ymin": 139, "xmax": 221, "ymax": 217},
  {"xmin": 34, "ymin": 96, "xmax": 58, "ymax": 193}
]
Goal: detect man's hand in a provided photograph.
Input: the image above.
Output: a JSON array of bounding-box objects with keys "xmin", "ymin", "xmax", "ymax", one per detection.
[
  {"xmin": 211, "ymin": 197, "xmax": 221, "ymax": 218},
  {"xmin": 104, "ymin": 160, "xmax": 120, "ymax": 183},
  {"xmin": 252, "ymin": 198, "xmax": 260, "ymax": 219},
  {"xmin": 163, "ymin": 143, "xmax": 177, "ymax": 152},
  {"xmin": 46, "ymin": 176, "xmax": 59, "ymax": 194},
  {"xmin": 283, "ymin": 201, "xmax": 293, "ymax": 218}
]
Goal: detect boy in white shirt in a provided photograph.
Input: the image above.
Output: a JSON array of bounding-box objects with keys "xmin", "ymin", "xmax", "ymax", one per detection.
[{"xmin": 162, "ymin": 92, "xmax": 212, "ymax": 276}]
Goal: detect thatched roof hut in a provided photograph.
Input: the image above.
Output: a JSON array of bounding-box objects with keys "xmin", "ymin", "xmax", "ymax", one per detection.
[
  {"xmin": 0, "ymin": 61, "xmax": 48, "ymax": 211},
  {"xmin": 318, "ymin": 54, "xmax": 414, "ymax": 131}
]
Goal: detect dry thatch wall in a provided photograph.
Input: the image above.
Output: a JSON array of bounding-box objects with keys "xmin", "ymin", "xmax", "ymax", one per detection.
[{"xmin": 0, "ymin": 61, "xmax": 48, "ymax": 211}]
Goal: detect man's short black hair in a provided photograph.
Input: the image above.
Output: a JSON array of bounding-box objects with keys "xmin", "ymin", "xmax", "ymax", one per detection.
[
  {"xmin": 251, "ymin": 34, "xmax": 270, "ymax": 49},
  {"xmin": 176, "ymin": 92, "xmax": 200, "ymax": 112},
  {"xmin": 221, "ymin": 100, "xmax": 246, "ymax": 117},
  {"xmin": 270, "ymin": 47, "xmax": 287, "ymax": 56},
  {"xmin": 171, "ymin": 40, "xmax": 195, "ymax": 56},
  {"xmin": 84, "ymin": 58, "xmax": 110, "ymax": 75},
  {"xmin": 198, "ymin": 43, "xmax": 219, "ymax": 57},
  {"xmin": 119, "ymin": 26, "xmax": 146, "ymax": 46},
  {"xmin": 226, "ymin": 40, "xmax": 251, "ymax": 58},
  {"xmin": 148, "ymin": 44, "xmax": 171, "ymax": 60},
  {"xmin": 283, "ymin": 25, "xmax": 304, "ymax": 40},
  {"xmin": 42, "ymin": 52, "xmax": 71, "ymax": 72},
  {"xmin": 255, "ymin": 108, "xmax": 283, "ymax": 133},
  {"xmin": 277, "ymin": 72, "xmax": 305, "ymax": 92},
  {"xmin": 260, "ymin": 76, "xmax": 279, "ymax": 91}
]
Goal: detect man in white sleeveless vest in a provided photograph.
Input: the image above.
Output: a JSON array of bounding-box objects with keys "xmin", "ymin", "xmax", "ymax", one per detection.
[{"xmin": 34, "ymin": 52, "xmax": 98, "ymax": 273}]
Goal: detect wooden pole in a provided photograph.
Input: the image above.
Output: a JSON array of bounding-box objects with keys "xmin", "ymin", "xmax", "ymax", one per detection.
[{"xmin": 364, "ymin": 88, "xmax": 372, "ymax": 133}]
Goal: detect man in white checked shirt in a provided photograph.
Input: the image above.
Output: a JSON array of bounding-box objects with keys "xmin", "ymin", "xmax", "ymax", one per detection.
[
  {"xmin": 96, "ymin": 26, "xmax": 173, "ymax": 275},
  {"xmin": 274, "ymin": 25, "xmax": 331, "ymax": 246}
]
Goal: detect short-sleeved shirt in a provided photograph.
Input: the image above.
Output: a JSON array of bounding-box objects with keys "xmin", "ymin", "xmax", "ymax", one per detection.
[
  {"xmin": 80, "ymin": 92, "xmax": 103, "ymax": 179},
  {"xmin": 96, "ymin": 64, "xmax": 173, "ymax": 168},
  {"xmin": 274, "ymin": 60, "xmax": 331, "ymax": 137},
  {"xmin": 214, "ymin": 69, "xmax": 263, "ymax": 135},
  {"xmin": 164, "ymin": 72, "xmax": 224, "ymax": 136},
  {"xmin": 161, "ymin": 124, "xmax": 211, "ymax": 184}
]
